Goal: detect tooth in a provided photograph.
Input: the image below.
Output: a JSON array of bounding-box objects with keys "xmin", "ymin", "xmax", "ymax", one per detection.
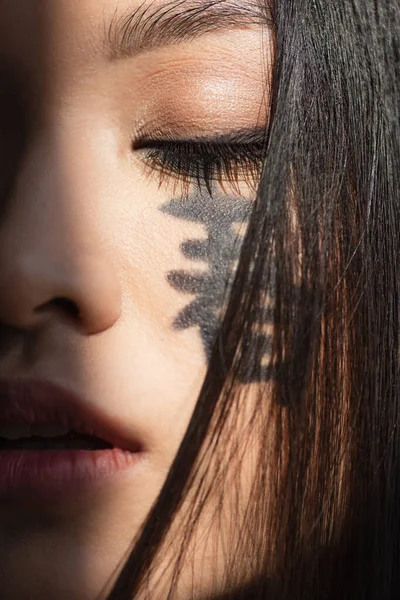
[
  {"xmin": 30, "ymin": 424, "xmax": 71, "ymax": 438},
  {"xmin": 0, "ymin": 424, "xmax": 32, "ymax": 440}
]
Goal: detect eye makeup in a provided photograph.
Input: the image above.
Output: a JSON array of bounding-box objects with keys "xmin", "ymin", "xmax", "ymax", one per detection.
[{"xmin": 134, "ymin": 126, "xmax": 267, "ymax": 193}]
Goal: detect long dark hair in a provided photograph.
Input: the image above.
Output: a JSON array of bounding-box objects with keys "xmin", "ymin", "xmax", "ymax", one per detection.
[{"xmin": 106, "ymin": 0, "xmax": 400, "ymax": 598}]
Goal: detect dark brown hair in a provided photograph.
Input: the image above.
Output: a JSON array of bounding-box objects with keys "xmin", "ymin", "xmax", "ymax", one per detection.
[{"xmin": 107, "ymin": 0, "xmax": 400, "ymax": 597}]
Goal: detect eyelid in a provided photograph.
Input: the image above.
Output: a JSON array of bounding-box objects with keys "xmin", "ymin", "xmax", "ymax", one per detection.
[
  {"xmin": 133, "ymin": 126, "xmax": 267, "ymax": 150},
  {"xmin": 135, "ymin": 126, "xmax": 267, "ymax": 196}
]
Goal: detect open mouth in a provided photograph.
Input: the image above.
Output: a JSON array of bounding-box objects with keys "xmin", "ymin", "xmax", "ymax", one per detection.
[
  {"xmin": 0, "ymin": 379, "xmax": 142, "ymax": 499},
  {"xmin": 0, "ymin": 378, "xmax": 141, "ymax": 454},
  {"xmin": 0, "ymin": 426, "xmax": 114, "ymax": 451},
  {"xmin": 0, "ymin": 431, "xmax": 114, "ymax": 451}
]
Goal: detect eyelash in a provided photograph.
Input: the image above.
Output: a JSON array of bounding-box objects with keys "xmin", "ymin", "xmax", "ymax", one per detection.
[{"xmin": 136, "ymin": 130, "xmax": 266, "ymax": 192}]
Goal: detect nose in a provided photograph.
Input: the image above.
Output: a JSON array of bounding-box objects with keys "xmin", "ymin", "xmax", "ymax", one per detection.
[{"xmin": 0, "ymin": 128, "xmax": 122, "ymax": 335}]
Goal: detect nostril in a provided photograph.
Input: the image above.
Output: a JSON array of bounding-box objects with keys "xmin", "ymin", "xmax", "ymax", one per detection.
[
  {"xmin": 36, "ymin": 297, "xmax": 81, "ymax": 319},
  {"xmin": 52, "ymin": 297, "xmax": 81, "ymax": 317}
]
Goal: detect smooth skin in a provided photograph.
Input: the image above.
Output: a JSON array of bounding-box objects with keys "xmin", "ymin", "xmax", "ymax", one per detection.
[{"xmin": 0, "ymin": 1, "xmax": 271, "ymax": 598}]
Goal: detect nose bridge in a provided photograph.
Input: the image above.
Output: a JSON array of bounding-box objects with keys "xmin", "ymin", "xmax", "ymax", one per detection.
[
  {"xmin": 7, "ymin": 116, "xmax": 106, "ymax": 241},
  {"xmin": 0, "ymin": 120, "xmax": 122, "ymax": 335}
]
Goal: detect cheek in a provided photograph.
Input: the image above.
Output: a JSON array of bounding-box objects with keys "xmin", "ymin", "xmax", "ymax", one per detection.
[
  {"xmin": 116, "ymin": 174, "xmax": 251, "ymax": 366},
  {"xmin": 116, "ymin": 181, "xmax": 208, "ymax": 363},
  {"xmin": 101, "ymin": 170, "xmax": 253, "ymax": 464},
  {"xmin": 105, "ymin": 175, "xmax": 209, "ymax": 443}
]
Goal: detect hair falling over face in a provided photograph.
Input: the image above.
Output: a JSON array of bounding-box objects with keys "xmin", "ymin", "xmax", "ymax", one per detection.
[
  {"xmin": 107, "ymin": 1, "xmax": 400, "ymax": 599},
  {"xmin": 0, "ymin": 0, "xmax": 398, "ymax": 598}
]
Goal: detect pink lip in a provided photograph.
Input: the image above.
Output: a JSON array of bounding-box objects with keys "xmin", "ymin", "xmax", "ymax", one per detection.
[
  {"xmin": 0, "ymin": 378, "xmax": 140, "ymax": 450},
  {"xmin": 0, "ymin": 378, "xmax": 143, "ymax": 502},
  {"xmin": 0, "ymin": 447, "xmax": 141, "ymax": 502}
]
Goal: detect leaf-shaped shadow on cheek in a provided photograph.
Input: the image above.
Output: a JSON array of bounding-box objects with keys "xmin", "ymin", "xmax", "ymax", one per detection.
[{"xmin": 160, "ymin": 184, "xmax": 280, "ymax": 383}]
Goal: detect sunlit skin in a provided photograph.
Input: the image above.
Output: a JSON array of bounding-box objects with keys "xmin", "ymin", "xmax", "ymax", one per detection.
[{"xmin": 0, "ymin": 1, "xmax": 272, "ymax": 598}]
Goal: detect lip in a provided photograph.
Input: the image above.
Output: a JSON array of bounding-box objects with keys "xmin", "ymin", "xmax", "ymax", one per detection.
[
  {"xmin": 0, "ymin": 378, "xmax": 140, "ymax": 451},
  {"xmin": 0, "ymin": 378, "xmax": 143, "ymax": 502}
]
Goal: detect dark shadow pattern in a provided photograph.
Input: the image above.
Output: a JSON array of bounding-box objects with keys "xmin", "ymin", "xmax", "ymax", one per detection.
[{"xmin": 161, "ymin": 184, "xmax": 277, "ymax": 382}]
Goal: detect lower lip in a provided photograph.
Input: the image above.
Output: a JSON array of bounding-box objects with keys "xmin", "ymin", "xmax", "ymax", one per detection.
[{"xmin": 0, "ymin": 448, "xmax": 141, "ymax": 502}]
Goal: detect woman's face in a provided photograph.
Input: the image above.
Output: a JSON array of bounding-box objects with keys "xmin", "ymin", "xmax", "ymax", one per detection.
[{"xmin": 0, "ymin": 1, "xmax": 270, "ymax": 598}]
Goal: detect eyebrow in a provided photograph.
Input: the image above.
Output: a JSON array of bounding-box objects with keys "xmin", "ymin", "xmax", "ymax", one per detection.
[{"xmin": 104, "ymin": 0, "xmax": 272, "ymax": 60}]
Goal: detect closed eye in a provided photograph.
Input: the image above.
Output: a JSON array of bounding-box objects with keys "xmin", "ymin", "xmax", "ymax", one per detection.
[{"xmin": 134, "ymin": 127, "xmax": 267, "ymax": 194}]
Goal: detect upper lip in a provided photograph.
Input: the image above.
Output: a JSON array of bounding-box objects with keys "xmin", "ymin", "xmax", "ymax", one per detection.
[{"xmin": 0, "ymin": 378, "xmax": 141, "ymax": 451}]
